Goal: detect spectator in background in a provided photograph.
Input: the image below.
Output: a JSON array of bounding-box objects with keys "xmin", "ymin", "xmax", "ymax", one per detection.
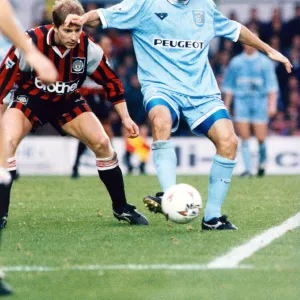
[
  {"xmin": 247, "ymin": 7, "xmax": 263, "ymax": 31},
  {"xmin": 270, "ymin": 112, "xmax": 290, "ymax": 136},
  {"xmin": 262, "ymin": 8, "xmax": 286, "ymax": 46},
  {"xmin": 286, "ymin": 3, "xmax": 300, "ymax": 46}
]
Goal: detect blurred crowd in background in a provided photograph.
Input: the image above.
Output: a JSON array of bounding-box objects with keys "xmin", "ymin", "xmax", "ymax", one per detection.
[{"xmin": 2, "ymin": 1, "xmax": 300, "ymax": 137}]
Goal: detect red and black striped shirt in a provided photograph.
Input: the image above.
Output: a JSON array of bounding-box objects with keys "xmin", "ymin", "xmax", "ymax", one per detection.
[{"xmin": 0, "ymin": 25, "xmax": 124, "ymax": 105}]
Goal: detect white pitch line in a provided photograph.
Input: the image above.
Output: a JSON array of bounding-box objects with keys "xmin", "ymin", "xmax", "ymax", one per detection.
[
  {"xmin": 207, "ymin": 212, "xmax": 300, "ymax": 269},
  {"xmin": 2, "ymin": 264, "xmax": 252, "ymax": 272},
  {"xmin": 3, "ymin": 213, "xmax": 300, "ymax": 273}
]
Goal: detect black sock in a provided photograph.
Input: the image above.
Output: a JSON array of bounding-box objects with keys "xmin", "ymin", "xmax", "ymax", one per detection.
[
  {"xmin": 0, "ymin": 170, "xmax": 16, "ymax": 217},
  {"xmin": 73, "ymin": 142, "xmax": 87, "ymax": 169},
  {"xmin": 98, "ymin": 166, "xmax": 127, "ymax": 213}
]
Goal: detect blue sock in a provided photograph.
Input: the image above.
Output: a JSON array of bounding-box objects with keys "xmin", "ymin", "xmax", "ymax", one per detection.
[
  {"xmin": 204, "ymin": 154, "xmax": 237, "ymax": 222},
  {"xmin": 258, "ymin": 142, "xmax": 267, "ymax": 165},
  {"xmin": 152, "ymin": 140, "xmax": 177, "ymax": 192},
  {"xmin": 241, "ymin": 140, "xmax": 251, "ymax": 173}
]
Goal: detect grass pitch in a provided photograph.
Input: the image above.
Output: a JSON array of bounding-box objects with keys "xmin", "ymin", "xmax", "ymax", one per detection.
[{"xmin": 1, "ymin": 175, "xmax": 299, "ymax": 299}]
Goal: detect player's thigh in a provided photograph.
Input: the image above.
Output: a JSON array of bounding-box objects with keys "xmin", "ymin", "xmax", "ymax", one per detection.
[
  {"xmin": 144, "ymin": 93, "xmax": 179, "ymax": 140},
  {"xmin": 252, "ymin": 123, "xmax": 268, "ymax": 142},
  {"xmin": 62, "ymin": 112, "xmax": 112, "ymax": 152},
  {"xmin": 2, "ymin": 108, "xmax": 32, "ymax": 153},
  {"xmin": 235, "ymin": 122, "xmax": 251, "ymax": 139}
]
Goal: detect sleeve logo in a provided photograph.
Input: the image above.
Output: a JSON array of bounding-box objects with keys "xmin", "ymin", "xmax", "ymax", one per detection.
[
  {"xmin": 109, "ymin": 4, "xmax": 126, "ymax": 12},
  {"xmin": 192, "ymin": 10, "xmax": 205, "ymax": 27}
]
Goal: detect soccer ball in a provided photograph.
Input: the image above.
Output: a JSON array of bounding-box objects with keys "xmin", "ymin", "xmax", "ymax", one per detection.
[{"xmin": 162, "ymin": 184, "xmax": 202, "ymax": 224}]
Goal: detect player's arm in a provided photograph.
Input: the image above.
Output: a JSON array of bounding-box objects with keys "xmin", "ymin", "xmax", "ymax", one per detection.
[
  {"xmin": 222, "ymin": 61, "xmax": 236, "ymax": 114},
  {"xmin": 238, "ymin": 26, "xmax": 292, "ymax": 73},
  {"xmin": 65, "ymin": 10, "xmax": 101, "ymax": 28},
  {"xmin": 0, "ymin": 0, "xmax": 57, "ymax": 84},
  {"xmin": 267, "ymin": 92, "xmax": 278, "ymax": 118},
  {"xmin": 65, "ymin": 0, "xmax": 144, "ymax": 30},
  {"xmin": 223, "ymin": 93, "xmax": 234, "ymax": 113},
  {"xmin": 263, "ymin": 60, "xmax": 279, "ymax": 118}
]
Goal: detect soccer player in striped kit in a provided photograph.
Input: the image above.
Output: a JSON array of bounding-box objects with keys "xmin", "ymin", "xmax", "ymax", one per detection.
[{"xmin": 0, "ymin": 0, "xmax": 148, "ymax": 229}]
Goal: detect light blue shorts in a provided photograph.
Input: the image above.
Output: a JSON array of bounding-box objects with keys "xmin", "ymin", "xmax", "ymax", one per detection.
[
  {"xmin": 143, "ymin": 88, "xmax": 230, "ymax": 136},
  {"xmin": 234, "ymin": 98, "xmax": 268, "ymax": 123}
]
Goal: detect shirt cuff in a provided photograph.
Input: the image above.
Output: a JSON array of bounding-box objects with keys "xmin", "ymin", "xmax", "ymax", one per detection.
[
  {"xmin": 233, "ymin": 22, "xmax": 242, "ymax": 43},
  {"xmin": 97, "ymin": 9, "xmax": 108, "ymax": 29},
  {"xmin": 222, "ymin": 88, "xmax": 234, "ymax": 94}
]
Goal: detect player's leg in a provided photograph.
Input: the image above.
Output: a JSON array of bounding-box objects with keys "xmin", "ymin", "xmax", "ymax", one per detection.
[
  {"xmin": 0, "ymin": 95, "xmax": 13, "ymax": 185},
  {"xmin": 143, "ymin": 95, "xmax": 179, "ymax": 213},
  {"xmin": 235, "ymin": 122, "xmax": 252, "ymax": 177},
  {"xmin": 149, "ymin": 105, "xmax": 175, "ymax": 190},
  {"xmin": 252, "ymin": 123, "xmax": 268, "ymax": 176},
  {"xmin": 187, "ymin": 98, "xmax": 237, "ymax": 230},
  {"xmin": 0, "ymin": 232, "xmax": 13, "ymax": 295},
  {"xmin": 62, "ymin": 112, "xmax": 148, "ymax": 225},
  {"xmin": 0, "ymin": 108, "xmax": 32, "ymax": 229},
  {"xmin": 1, "ymin": 96, "xmax": 20, "ymax": 181},
  {"xmin": 201, "ymin": 118, "xmax": 238, "ymax": 229}
]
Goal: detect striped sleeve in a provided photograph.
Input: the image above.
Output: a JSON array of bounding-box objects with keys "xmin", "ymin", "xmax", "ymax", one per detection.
[
  {"xmin": 0, "ymin": 46, "xmax": 20, "ymax": 104},
  {"xmin": 89, "ymin": 54, "xmax": 125, "ymax": 105}
]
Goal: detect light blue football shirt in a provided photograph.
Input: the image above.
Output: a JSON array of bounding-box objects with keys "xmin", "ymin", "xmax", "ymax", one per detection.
[
  {"xmin": 98, "ymin": 0, "xmax": 241, "ymax": 97},
  {"xmin": 222, "ymin": 52, "xmax": 279, "ymax": 101}
]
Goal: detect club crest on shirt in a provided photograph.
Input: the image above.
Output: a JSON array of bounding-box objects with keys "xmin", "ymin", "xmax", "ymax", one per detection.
[
  {"xmin": 72, "ymin": 57, "xmax": 86, "ymax": 74},
  {"xmin": 192, "ymin": 10, "xmax": 205, "ymax": 27},
  {"xmin": 15, "ymin": 95, "xmax": 28, "ymax": 105}
]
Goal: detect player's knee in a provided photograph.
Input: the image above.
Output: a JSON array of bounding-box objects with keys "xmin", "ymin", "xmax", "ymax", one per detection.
[
  {"xmin": 89, "ymin": 135, "xmax": 111, "ymax": 156},
  {"xmin": 218, "ymin": 132, "xmax": 238, "ymax": 158},
  {"xmin": 5, "ymin": 134, "xmax": 19, "ymax": 156},
  {"xmin": 151, "ymin": 114, "xmax": 172, "ymax": 133}
]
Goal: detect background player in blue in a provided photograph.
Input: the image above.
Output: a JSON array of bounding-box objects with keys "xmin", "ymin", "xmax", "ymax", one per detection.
[
  {"xmin": 66, "ymin": 0, "xmax": 292, "ymax": 230},
  {"xmin": 223, "ymin": 39, "xmax": 279, "ymax": 178}
]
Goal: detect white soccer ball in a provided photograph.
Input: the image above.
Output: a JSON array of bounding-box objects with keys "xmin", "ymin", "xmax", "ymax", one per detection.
[{"xmin": 162, "ymin": 184, "xmax": 202, "ymax": 224}]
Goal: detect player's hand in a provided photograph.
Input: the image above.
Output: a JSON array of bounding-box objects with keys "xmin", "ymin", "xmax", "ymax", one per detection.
[
  {"xmin": 25, "ymin": 48, "xmax": 58, "ymax": 84},
  {"xmin": 267, "ymin": 48, "xmax": 293, "ymax": 73},
  {"xmin": 122, "ymin": 117, "xmax": 139, "ymax": 138},
  {"xmin": 268, "ymin": 105, "xmax": 277, "ymax": 118},
  {"xmin": 64, "ymin": 14, "xmax": 86, "ymax": 27}
]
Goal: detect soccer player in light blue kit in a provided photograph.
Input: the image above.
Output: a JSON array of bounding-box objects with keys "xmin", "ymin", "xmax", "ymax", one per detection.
[
  {"xmin": 66, "ymin": 0, "xmax": 292, "ymax": 230},
  {"xmin": 223, "ymin": 40, "xmax": 279, "ymax": 178}
]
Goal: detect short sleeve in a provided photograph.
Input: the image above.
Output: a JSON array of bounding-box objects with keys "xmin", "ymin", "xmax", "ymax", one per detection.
[
  {"xmin": 222, "ymin": 61, "xmax": 237, "ymax": 94},
  {"xmin": 213, "ymin": 6, "xmax": 241, "ymax": 42},
  {"xmin": 86, "ymin": 39, "xmax": 104, "ymax": 76},
  {"xmin": 263, "ymin": 59, "xmax": 279, "ymax": 93},
  {"xmin": 97, "ymin": 0, "xmax": 145, "ymax": 30}
]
